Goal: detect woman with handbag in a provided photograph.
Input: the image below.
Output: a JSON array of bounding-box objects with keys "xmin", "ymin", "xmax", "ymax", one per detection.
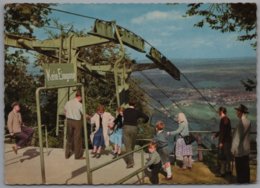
[{"xmin": 167, "ymin": 112, "xmax": 193, "ymax": 170}]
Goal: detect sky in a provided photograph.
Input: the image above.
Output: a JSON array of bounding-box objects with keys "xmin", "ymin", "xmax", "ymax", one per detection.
[{"xmin": 33, "ymin": 3, "xmax": 256, "ymax": 60}]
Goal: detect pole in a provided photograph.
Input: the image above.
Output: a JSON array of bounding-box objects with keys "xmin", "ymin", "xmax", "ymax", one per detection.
[
  {"xmin": 63, "ymin": 119, "xmax": 67, "ymax": 150},
  {"xmin": 141, "ymin": 149, "xmax": 145, "ymax": 184},
  {"xmin": 81, "ymin": 85, "xmax": 92, "ymax": 184},
  {"xmin": 113, "ymin": 21, "xmax": 125, "ymax": 107},
  {"xmin": 36, "ymin": 87, "xmax": 46, "ymax": 184},
  {"xmin": 197, "ymin": 134, "xmax": 203, "ymax": 161},
  {"xmin": 45, "ymin": 125, "xmax": 49, "ymax": 155}
]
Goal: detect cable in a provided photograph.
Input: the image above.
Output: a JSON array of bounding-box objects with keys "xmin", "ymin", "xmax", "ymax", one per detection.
[
  {"xmin": 47, "ymin": 6, "xmax": 218, "ymax": 115},
  {"xmin": 7, "ymin": 19, "xmax": 72, "ymax": 31},
  {"xmin": 130, "ymin": 79, "xmax": 176, "ymax": 122},
  {"xmin": 130, "ymin": 79, "xmax": 177, "ymax": 124},
  {"xmin": 10, "ymin": 4, "xmax": 218, "ymax": 118},
  {"xmin": 181, "ymin": 73, "xmax": 218, "ymax": 113},
  {"xmin": 139, "ymin": 71, "xmax": 203, "ymax": 125},
  {"xmin": 50, "ymin": 7, "xmax": 98, "ymax": 21}
]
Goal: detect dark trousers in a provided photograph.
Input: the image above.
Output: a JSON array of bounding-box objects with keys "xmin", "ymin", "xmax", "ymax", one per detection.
[
  {"xmin": 14, "ymin": 126, "xmax": 34, "ymax": 147},
  {"xmin": 145, "ymin": 162, "xmax": 166, "ymax": 184},
  {"xmin": 218, "ymin": 143, "xmax": 232, "ymax": 174},
  {"xmin": 123, "ymin": 125, "xmax": 137, "ymax": 166},
  {"xmin": 235, "ymin": 155, "xmax": 250, "ymax": 183},
  {"xmin": 65, "ymin": 119, "xmax": 83, "ymax": 159}
]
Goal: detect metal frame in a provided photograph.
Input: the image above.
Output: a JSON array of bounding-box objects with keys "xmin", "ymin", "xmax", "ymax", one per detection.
[{"xmin": 35, "ymin": 83, "xmax": 91, "ymax": 184}]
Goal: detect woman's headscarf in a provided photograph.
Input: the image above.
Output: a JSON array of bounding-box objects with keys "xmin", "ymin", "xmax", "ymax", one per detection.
[{"xmin": 177, "ymin": 112, "xmax": 188, "ymax": 124}]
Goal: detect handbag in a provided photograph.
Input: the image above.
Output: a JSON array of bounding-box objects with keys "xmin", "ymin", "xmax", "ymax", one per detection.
[{"xmin": 183, "ymin": 134, "xmax": 196, "ymax": 145}]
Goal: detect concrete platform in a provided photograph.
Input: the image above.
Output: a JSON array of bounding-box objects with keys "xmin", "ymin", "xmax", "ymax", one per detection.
[{"xmin": 4, "ymin": 144, "xmax": 148, "ymax": 185}]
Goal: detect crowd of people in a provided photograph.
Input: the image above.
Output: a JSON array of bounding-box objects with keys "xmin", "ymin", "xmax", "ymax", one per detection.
[{"xmin": 6, "ymin": 89, "xmax": 252, "ymax": 184}]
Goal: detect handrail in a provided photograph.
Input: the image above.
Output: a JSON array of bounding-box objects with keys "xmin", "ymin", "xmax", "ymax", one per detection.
[
  {"xmin": 88, "ymin": 143, "xmax": 149, "ymax": 184},
  {"xmin": 190, "ymin": 130, "xmax": 257, "ymax": 134},
  {"xmin": 115, "ymin": 167, "xmax": 146, "ymax": 184},
  {"xmin": 90, "ymin": 143, "xmax": 149, "ymax": 172}
]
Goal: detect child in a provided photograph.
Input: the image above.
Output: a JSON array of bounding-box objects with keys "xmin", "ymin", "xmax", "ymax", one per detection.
[
  {"xmin": 109, "ymin": 107, "xmax": 124, "ymax": 159},
  {"xmin": 145, "ymin": 142, "xmax": 166, "ymax": 184},
  {"xmin": 153, "ymin": 121, "xmax": 173, "ymax": 180}
]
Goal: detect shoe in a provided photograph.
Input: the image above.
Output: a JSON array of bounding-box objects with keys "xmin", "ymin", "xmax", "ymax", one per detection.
[
  {"xmin": 187, "ymin": 167, "xmax": 192, "ymax": 170},
  {"xmin": 111, "ymin": 151, "xmax": 117, "ymax": 157},
  {"xmin": 126, "ymin": 164, "xmax": 134, "ymax": 168},
  {"xmin": 12, "ymin": 146, "xmax": 18, "ymax": 155},
  {"xmin": 165, "ymin": 176, "xmax": 173, "ymax": 180},
  {"xmin": 92, "ymin": 153, "xmax": 97, "ymax": 158},
  {"xmin": 96, "ymin": 153, "xmax": 101, "ymax": 158},
  {"xmin": 112, "ymin": 154, "xmax": 118, "ymax": 159},
  {"xmin": 91, "ymin": 151, "xmax": 96, "ymax": 155}
]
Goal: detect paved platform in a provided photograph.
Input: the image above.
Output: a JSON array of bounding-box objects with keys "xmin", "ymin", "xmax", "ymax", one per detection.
[
  {"xmin": 6, "ymin": 144, "xmax": 256, "ymax": 185},
  {"xmin": 4, "ymin": 144, "xmax": 147, "ymax": 185}
]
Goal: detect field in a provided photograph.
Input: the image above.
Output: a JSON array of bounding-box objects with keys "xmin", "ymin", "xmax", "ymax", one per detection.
[{"xmin": 134, "ymin": 57, "xmax": 257, "ymax": 153}]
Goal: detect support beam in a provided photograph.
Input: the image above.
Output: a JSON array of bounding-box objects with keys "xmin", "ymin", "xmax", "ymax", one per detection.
[{"xmin": 5, "ymin": 33, "xmax": 110, "ymax": 51}]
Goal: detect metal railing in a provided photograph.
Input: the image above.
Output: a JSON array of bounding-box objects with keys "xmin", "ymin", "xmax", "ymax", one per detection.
[
  {"xmin": 5, "ymin": 128, "xmax": 256, "ymax": 184},
  {"xmin": 105, "ymin": 130, "xmax": 257, "ymax": 184},
  {"xmin": 89, "ymin": 143, "xmax": 149, "ymax": 184}
]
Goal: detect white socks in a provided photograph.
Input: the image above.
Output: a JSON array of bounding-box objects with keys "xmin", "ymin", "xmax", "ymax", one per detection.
[{"xmin": 166, "ymin": 166, "xmax": 172, "ymax": 177}]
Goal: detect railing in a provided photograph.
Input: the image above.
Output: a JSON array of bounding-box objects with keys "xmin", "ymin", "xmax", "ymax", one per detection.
[
  {"xmin": 136, "ymin": 130, "xmax": 257, "ymax": 160},
  {"xmin": 4, "ymin": 129, "xmax": 256, "ymax": 184},
  {"xmin": 89, "ymin": 143, "xmax": 149, "ymax": 184}
]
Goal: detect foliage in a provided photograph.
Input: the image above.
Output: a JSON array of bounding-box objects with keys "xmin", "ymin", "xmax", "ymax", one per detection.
[
  {"xmin": 185, "ymin": 3, "xmax": 257, "ymax": 91},
  {"xmin": 241, "ymin": 78, "xmax": 256, "ymax": 91},
  {"xmin": 4, "ymin": 4, "xmax": 52, "ymax": 134},
  {"xmin": 34, "ymin": 20, "xmax": 152, "ymax": 147},
  {"xmin": 4, "ymin": 50, "xmax": 41, "ymax": 131},
  {"xmin": 4, "ymin": 3, "xmax": 52, "ymax": 37},
  {"xmin": 185, "ymin": 3, "xmax": 256, "ymax": 48},
  {"xmin": 128, "ymin": 80, "xmax": 154, "ymax": 142},
  {"xmin": 4, "ymin": 4, "xmax": 152, "ymax": 147}
]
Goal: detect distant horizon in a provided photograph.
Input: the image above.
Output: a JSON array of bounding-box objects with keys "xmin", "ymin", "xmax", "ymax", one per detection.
[{"xmin": 136, "ymin": 56, "xmax": 256, "ymax": 63}]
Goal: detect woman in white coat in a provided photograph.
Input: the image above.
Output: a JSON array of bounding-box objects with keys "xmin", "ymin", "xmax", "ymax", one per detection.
[{"xmin": 90, "ymin": 105, "xmax": 114, "ymax": 158}]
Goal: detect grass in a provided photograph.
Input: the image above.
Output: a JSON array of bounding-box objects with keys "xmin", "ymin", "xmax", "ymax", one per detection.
[{"xmin": 143, "ymin": 159, "xmax": 257, "ymax": 184}]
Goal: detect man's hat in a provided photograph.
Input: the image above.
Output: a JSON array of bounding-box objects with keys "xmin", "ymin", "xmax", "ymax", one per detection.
[
  {"xmin": 235, "ymin": 104, "xmax": 249, "ymax": 114},
  {"xmin": 11, "ymin": 102, "xmax": 19, "ymax": 108}
]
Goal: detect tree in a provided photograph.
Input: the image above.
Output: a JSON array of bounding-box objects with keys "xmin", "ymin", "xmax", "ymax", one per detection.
[
  {"xmin": 185, "ymin": 3, "xmax": 257, "ymax": 91},
  {"xmin": 34, "ymin": 20, "xmax": 152, "ymax": 147},
  {"xmin": 4, "ymin": 50, "xmax": 41, "ymax": 130},
  {"xmin": 4, "ymin": 4, "xmax": 153, "ymax": 147},
  {"xmin": 4, "ymin": 3, "xmax": 52, "ymax": 37},
  {"xmin": 4, "ymin": 3, "xmax": 52, "ymax": 133},
  {"xmin": 185, "ymin": 3, "xmax": 256, "ymax": 48}
]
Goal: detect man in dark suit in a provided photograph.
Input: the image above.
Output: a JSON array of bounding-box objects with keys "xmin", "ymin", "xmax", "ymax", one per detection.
[{"xmin": 214, "ymin": 106, "xmax": 232, "ymax": 177}]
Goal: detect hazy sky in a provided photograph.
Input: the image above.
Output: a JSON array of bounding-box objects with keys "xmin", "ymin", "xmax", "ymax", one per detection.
[{"xmin": 34, "ymin": 3, "xmax": 256, "ymax": 60}]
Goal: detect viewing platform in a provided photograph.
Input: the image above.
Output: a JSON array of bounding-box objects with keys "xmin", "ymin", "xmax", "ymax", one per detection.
[
  {"xmin": 5, "ymin": 144, "xmax": 145, "ymax": 184},
  {"xmin": 4, "ymin": 144, "xmax": 256, "ymax": 185}
]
